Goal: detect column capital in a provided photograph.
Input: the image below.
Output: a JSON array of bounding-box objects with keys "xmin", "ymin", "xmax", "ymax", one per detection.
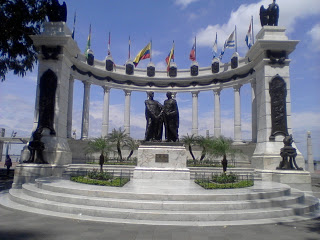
[
  {"xmin": 124, "ymin": 89, "xmax": 132, "ymax": 96},
  {"xmin": 191, "ymin": 91, "xmax": 199, "ymax": 97},
  {"xmin": 213, "ymin": 88, "xmax": 222, "ymax": 95},
  {"xmin": 233, "ymin": 84, "xmax": 242, "ymax": 92},
  {"xmin": 102, "ymin": 86, "xmax": 111, "ymax": 92},
  {"xmin": 82, "ymin": 80, "xmax": 91, "ymax": 88}
]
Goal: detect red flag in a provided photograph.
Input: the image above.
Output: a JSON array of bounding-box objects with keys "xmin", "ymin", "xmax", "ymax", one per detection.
[{"xmin": 189, "ymin": 43, "xmax": 196, "ymax": 61}]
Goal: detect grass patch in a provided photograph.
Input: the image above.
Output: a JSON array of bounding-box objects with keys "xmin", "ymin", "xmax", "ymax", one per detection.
[
  {"xmin": 71, "ymin": 175, "xmax": 130, "ymax": 187},
  {"xmin": 195, "ymin": 179, "xmax": 254, "ymax": 189},
  {"xmin": 195, "ymin": 172, "xmax": 254, "ymax": 189}
]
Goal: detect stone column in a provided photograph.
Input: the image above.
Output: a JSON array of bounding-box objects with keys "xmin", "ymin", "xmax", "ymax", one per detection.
[
  {"xmin": 251, "ymin": 80, "xmax": 257, "ymax": 143},
  {"xmin": 234, "ymin": 85, "xmax": 242, "ymax": 142},
  {"xmin": 307, "ymin": 131, "xmax": 315, "ymax": 173},
  {"xmin": 81, "ymin": 81, "xmax": 91, "ymax": 139},
  {"xmin": 124, "ymin": 90, "xmax": 131, "ymax": 136},
  {"xmin": 213, "ymin": 89, "xmax": 221, "ymax": 137},
  {"xmin": 191, "ymin": 91, "xmax": 199, "ymax": 136},
  {"xmin": 101, "ymin": 86, "xmax": 110, "ymax": 138},
  {"xmin": 67, "ymin": 75, "xmax": 74, "ymax": 138}
]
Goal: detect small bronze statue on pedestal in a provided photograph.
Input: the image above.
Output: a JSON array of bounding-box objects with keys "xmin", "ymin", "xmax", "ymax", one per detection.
[
  {"xmin": 23, "ymin": 130, "xmax": 48, "ymax": 164},
  {"xmin": 277, "ymin": 135, "xmax": 303, "ymax": 170}
]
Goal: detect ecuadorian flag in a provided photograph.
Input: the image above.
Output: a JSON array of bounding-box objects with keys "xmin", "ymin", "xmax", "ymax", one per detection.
[{"xmin": 133, "ymin": 42, "xmax": 151, "ymax": 67}]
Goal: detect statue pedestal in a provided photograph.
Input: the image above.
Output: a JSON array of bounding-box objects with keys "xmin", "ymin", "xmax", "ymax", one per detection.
[
  {"xmin": 133, "ymin": 142, "xmax": 190, "ymax": 180},
  {"xmin": 256, "ymin": 169, "xmax": 312, "ymax": 192},
  {"xmin": 12, "ymin": 164, "xmax": 66, "ymax": 189}
]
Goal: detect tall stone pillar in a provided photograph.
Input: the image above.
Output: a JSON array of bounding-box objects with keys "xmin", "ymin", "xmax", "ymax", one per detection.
[
  {"xmin": 20, "ymin": 22, "xmax": 80, "ymax": 166},
  {"xmin": 247, "ymin": 26, "xmax": 303, "ymax": 170},
  {"xmin": 67, "ymin": 75, "xmax": 74, "ymax": 138},
  {"xmin": 307, "ymin": 131, "xmax": 314, "ymax": 173},
  {"xmin": 213, "ymin": 89, "xmax": 221, "ymax": 137},
  {"xmin": 102, "ymin": 86, "xmax": 110, "ymax": 137},
  {"xmin": 251, "ymin": 80, "xmax": 257, "ymax": 143},
  {"xmin": 81, "ymin": 81, "xmax": 91, "ymax": 140},
  {"xmin": 191, "ymin": 91, "xmax": 199, "ymax": 136},
  {"xmin": 233, "ymin": 85, "xmax": 242, "ymax": 142},
  {"xmin": 124, "ymin": 90, "xmax": 131, "ymax": 136}
]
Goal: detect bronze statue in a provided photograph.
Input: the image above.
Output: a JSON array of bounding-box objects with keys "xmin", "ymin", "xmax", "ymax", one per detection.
[
  {"xmin": 260, "ymin": 0, "xmax": 279, "ymax": 27},
  {"xmin": 163, "ymin": 92, "xmax": 179, "ymax": 142},
  {"xmin": 277, "ymin": 135, "xmax": 303, "ymax": 170},
  {"xmin": 144, "ymin": 92, "xmax": 163, "ymax": 141},
  {"xmin": 23, "ymin": 130, "xmax": 48, "ymax": 164}
]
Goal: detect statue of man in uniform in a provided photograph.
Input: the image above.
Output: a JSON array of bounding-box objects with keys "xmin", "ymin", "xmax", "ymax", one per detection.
[
  {"xmin": 144, "ymin": 92, "xmax": 163, "ymax": 141},
  {"xmin": 163, "ymin": 92, "xmax": 179, "ymax": 142}
]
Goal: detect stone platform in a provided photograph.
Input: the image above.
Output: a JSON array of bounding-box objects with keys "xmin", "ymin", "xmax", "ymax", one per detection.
[
  {"xmin": 1, "ymin": 177, "xmax": 319, "ymax": 226},
  {"xmin": 134, "ymin": 142, "xmax": 190, "ymax": 180}
]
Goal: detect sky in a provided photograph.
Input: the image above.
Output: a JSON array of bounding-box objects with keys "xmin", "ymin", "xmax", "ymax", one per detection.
[{"xmin": 0, "ymin": 0, "xmax": 319, "ymax": 161}]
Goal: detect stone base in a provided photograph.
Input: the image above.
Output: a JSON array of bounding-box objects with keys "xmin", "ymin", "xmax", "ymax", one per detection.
[
  {"xmin": 256, "ymin": 169, "xmax": 312, "ymax": 192},
  {"xmin": 133, "ymin": 167, "xmax": 190, "ymax": 180},
  {"xmin": 12, "ymin": 164, "xmax": 66, "ymax": 189},
  {"xmin": 134, "ymin": 142, "xmax": 189, "ymax": 180}
]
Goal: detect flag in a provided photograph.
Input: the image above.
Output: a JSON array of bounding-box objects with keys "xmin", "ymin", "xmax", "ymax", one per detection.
[
  {"xmin": 72, "ymin": 11, "xmax": 76, "ymax": 39},
  {"xmin": 189, "ymin": 43, "xmax": 196, "ymax": 61},
  {"xmin": 225, "ymin": 30, "xmax": 235, "ymax": 49},
  {"xmin": 165, "ymin": 42, "xmax": 175, "ymax": 71},
  {"xmin": 133, "ymin": 42, "xmax": 151, "ymax": 67},
  {"xmin": 219, "ymin": 29, "xmax": 235, "ymax": 59},
  {"xmin": 212, "ymin": 32, "xmax": 218, "ymax": 58},
  {"xmin": 108, "ymin": 32, "xmax": 111, "ymax": 56},
  {"xmin": 85, "ymin": 24, "xmax": 91, "ymax": 57},
  {"xmin": 245, "ymin": 20, "xmax": 253, "ymax": 49}
]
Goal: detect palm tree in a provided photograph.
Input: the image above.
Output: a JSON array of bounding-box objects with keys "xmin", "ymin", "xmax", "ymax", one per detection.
[
  {"xmin": 86, "ymin": 137, "xmax": 112, "ymax": 172},
  {"xmin": 196, "ymin": 136, "xmax": 213, "ymax": 162},
  {"xmin": 181, "ymin": 134, "xmax": 198, "ymax": 165},
  {"xmin": 125, "ymin": 137, "xmax": 139, "ymax": 161},
  {"xmin": 205, "ymin": 136, "xmax": 241, "ymax": 172},
  {"xmin": 107, "ymin": 128, "xmax": 129, "ymax": 162}
]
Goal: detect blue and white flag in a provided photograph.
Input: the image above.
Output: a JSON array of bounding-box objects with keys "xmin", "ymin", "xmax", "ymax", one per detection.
[
  {"xmin": 245, "ymin": 21, "xmax": 253, "ymax": 49},
  {"xmin": 212, "ymin": 32, "xmax": 218, "ymax": 58},
  {"xmin": 219, "ymin": 30, "xmax": 235, "ymax": 59}
]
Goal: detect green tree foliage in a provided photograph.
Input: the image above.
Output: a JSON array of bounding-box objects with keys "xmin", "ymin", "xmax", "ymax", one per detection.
[
  {"xmin": 180, "ymin": 134, "xmax": 198, "ymax": 164},
  {"xmin": 86, "ymin": 137, "xmax": 112, "ymax": 172},
  {"xmin": 107, "ymin": 128, "xmax": 130, "ymax": 162},
  {"xmin": 0, "ymin": 0, "xmax": 51, "ymax": 81},
  {"xmin": 125, "ymin": 138, "xmax": 139, "ymax": 161}
]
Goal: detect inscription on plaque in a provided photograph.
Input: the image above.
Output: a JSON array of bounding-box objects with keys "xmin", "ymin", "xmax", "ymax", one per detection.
[{"xmin": 155, "ymin": 154, "xmax": 169, "ymax": 163}]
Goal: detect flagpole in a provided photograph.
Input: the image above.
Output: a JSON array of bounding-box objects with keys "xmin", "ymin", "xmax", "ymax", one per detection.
[
  {"xmin": 108, "ymin": 32, "xmax": 111, "ymax": 56},
  {"xmin": 150, "ymin": 39, "xmax": 152, "ymax": 62},
  {"xmin": 195, "ymin": 36, "xmax": 197, "ymax": 61},
  {"xmin": 128, "ymin": 36, "xmax": 131, "ymax": 59},
  {"xmin": 251, "ymin": 16, "xmax": 255, "ymax": 45},
  {"xmin": 235, "ymin": 25, "xmax": 238, "ymax": 53},
  {"xmin": 172, "ymin": 40, "xmax": 175, "ymax": 62}
]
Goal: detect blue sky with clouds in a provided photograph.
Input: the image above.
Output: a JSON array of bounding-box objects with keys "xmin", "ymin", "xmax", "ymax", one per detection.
[{"xmin": 1, "ymin": 0, "xmax": 319, "ymax": 160}]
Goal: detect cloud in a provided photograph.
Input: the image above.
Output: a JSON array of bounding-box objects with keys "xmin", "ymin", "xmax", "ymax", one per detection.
[
  {"xmin": 174, "ymin": 0, "xmax": 199, "ymax": 9},
  {"xmin": 195, "ymin": 0, "xmax": 320, "ymax": 53},
  {"xmin": 307, "ymin": 23, "xmax": 320, "ymax": 51}
]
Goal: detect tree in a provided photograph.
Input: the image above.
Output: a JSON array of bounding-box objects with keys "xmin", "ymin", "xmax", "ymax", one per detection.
[
  {"xmin": 196, "ymin": 136, "xmax": 213, "ymax": 162},
  {"xmin": 125, "ymin": 138, "xmax": 139, "ymax": 161},
  {"xmin": 86, "ymin": 137, "xmax": 112, "ymax": 172},
  {"xmin": 0, "ymin": 0, "xmax": 52, "ymax": 81},
  {"xmin": 107, "ymin": 128, "xmax": 129, "ymax": 162},
  {"xmin": 205, "ymin": 136, "xmax": 241, "ymax": 172},
  {"xmin": 181, "ymin": 134, "xmax": 198, "ymax": 165}
]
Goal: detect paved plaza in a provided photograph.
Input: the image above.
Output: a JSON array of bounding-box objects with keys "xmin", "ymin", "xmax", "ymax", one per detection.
[{"xmin": 0, "ymin": 166, "xmax": 319, "ymax": 240}]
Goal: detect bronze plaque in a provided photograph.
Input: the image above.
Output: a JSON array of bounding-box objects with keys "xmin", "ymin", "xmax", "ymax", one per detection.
[{"xmin": 155, "ymin": 154, "xmax": 169, "ymax": 163}]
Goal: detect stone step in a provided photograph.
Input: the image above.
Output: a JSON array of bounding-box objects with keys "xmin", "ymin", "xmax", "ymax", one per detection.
[
  {"xmin": 21, "ymin": 183, "xmax": 305, "ymax": 211},
  {"xmin": 9, "ymin": 188, "xmax": 319, "ymax": 222},
  {"xmin": 35, "ymin": 178, "xmax": 291, "ymax": 201}
]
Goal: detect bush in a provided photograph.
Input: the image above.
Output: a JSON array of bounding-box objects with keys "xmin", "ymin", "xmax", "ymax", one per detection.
[
  {"xmin": 195, "ymin": 179, "xmax": 254, "ymax": 189},
  {"xmin": 71, "ymin": 176, "xmax": 130, "ymax": 187},
  {"xmin": 212, "ymin": 172, "xmax": 237, "ymax": 183},
  {"xmin": 87, "ymin": 169, "xmax": 113, "ymax": 180}
]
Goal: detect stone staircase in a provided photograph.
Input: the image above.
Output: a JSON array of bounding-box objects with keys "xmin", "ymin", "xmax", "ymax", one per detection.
[{"xmin": 2, "ymin": 177, "xmax": 319, "ymax": 226}]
